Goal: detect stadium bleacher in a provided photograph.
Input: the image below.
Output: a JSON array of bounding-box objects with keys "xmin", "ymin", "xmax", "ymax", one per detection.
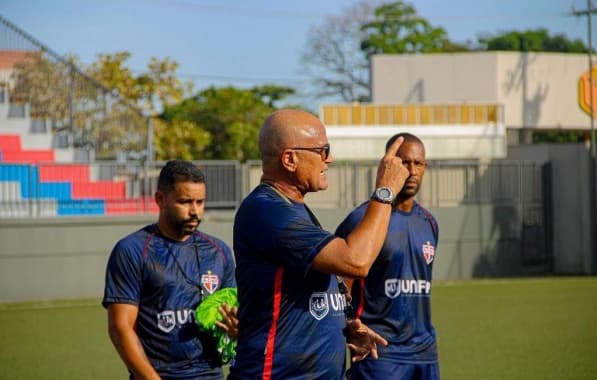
[{"xmin": 0, "ymin": 132, "xmax": 156, "ymax": 217}]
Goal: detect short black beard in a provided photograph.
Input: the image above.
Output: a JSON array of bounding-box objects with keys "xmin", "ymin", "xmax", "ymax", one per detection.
[{"xmin": 175, "ymin": 217, "xmax": 201, "ymax": 236}]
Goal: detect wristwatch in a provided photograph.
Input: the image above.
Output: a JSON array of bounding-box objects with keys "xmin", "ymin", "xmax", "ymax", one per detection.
[{"xmin": 371, "ymin": 187, "xmax": 395, "ymax": 204}]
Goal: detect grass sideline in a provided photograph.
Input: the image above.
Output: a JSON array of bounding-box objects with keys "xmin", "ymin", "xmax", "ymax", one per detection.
[{"xmin": 1, "ymin": 277, "xmax": 596, "ymax": 379}]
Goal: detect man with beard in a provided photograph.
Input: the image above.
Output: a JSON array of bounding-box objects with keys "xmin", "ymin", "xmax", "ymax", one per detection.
[
  {"xmin": 335, "ymin": 133, "xmax": 441, "ymax": 380},
  {"xmin": 103, "ymin": 160, "xmax": 237, "ymax": 380}
]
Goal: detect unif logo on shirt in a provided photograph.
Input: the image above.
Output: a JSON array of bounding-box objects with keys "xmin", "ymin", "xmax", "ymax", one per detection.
[
  {"xmin": 156, "ymin": 309, "xmax": 196, "ymax": 333},
  {"xmin": 157, "ymin": 311, "xmax": 176, "ymax": 333},
  {"xmin": 309, "ymin": 292, "xmax": 329, "ymax": 320},
  {"xmin": 385, "ymin": 279, "xmax": 401, "ymax": 299}
]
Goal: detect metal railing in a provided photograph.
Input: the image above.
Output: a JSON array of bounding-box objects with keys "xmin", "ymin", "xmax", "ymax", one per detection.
[
  {"xmin": 0, "ymin": 159, "xmax": 546, "ymax": 218},
  {"xmin": 245, "ymin": 159, "xmax": 545, "ymax": 208},
  {"xmin": 0, "ymin": 160, "xmax": 240, "ymax": 217}
]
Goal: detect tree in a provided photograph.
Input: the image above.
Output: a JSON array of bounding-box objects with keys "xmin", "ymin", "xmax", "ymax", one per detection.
[
  {"xmin": 301, "ymin": 1, "xmax": 378, "ymax": 102},
  {"xmin": 300, "ymin": 1, "xmax": 469, "ymax": 103},
  {"xmin": 10, "ymin": 50, "xmax": 196, "ymax": 160},
  {"xmin": 360, "ymin": 1, "xmax": 468, "ymax": 56},
  {"xmin": 532, "ymin": 131, "xmax": 587, "ymax": 144},
  {"xmin": 152, "ymin": 118, "xmax": 212, "ymax": 161},
  {"xmin": 86, "ymin": 51, "xmax": 193, "ymax": 115},
  {"xmin": 85, "ymin": 52, "xmax": 195, "ymax": 159},
  {"xmin": 10, "ymin": 52, "xmax": 148, "ymax": 159},
  {"xmin": 478, "ymin": 28, "xmax": 590, "ymax": 53},
  {"xmin": 11, "ymin": 52, "xmax": 82, "ymax": 126},
  {"xmin": 160, "ymin": 85, "xmax": 295, "ymax": 161}
]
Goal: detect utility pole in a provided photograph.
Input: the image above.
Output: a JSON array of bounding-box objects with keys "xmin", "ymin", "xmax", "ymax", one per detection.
[
  {"xmin": 572, "ymin": 0, "xmax": 597, "ymax": 158},
  {"xmin": 571, "ymin": 1, "xmax": 597, "ymax": 273}
]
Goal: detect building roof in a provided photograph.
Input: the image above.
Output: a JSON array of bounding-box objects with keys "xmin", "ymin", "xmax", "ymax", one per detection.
[{"xmin": 0, "ymin": 50, "xmax": 36, "ymax": 70}]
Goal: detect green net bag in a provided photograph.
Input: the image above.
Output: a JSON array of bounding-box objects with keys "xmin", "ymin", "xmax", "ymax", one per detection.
[{"xmin": 195, "ymin": 287, "xmax": 238, "ymax": 363}]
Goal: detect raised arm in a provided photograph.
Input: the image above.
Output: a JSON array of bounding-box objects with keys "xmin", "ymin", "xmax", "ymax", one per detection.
[{"xmin": 312, "ymin": 137, "xmax": 409, "ymax": 277}]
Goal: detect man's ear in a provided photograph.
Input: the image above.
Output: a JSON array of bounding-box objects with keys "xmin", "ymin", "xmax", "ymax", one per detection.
[
  {"xmin": 155, "ymin": 191, "xmax": 164, "ymax": 207},
  {"xmin": 280, "ymin": 149, "xmax": 297, "ymax": 172}
]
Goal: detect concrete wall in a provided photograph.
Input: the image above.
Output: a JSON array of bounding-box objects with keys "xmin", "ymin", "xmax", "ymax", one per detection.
[
  {"xmin": 0, "ymin": 212, "xmax": 234, "ymax": 303},
  {"xmin": 2, "ymin": 144, "xmax": 594, "ymax": 302},
  {"xmin": 508, "ymin": 144, "xmax": 595, "ymax": 274},
  {"xmin": 0, "ymin": 206, "xmax": 545, "ymax": 303},
  {"xmin": 371, "ymin": 52, "xmax": 591, "ymax": 130}
]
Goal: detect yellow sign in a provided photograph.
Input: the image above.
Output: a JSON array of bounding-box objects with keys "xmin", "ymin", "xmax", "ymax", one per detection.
[{"xmin": 579, "ymin": 65, "xmax": 597, "ymax": 118}]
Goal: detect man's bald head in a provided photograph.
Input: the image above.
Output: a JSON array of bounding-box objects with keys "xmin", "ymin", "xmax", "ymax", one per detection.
[{"xmin": 259, "ymin": 109, "xmax": 325, "ymax": 164}]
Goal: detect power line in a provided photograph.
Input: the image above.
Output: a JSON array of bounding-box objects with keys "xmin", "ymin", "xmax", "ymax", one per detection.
[
  {"xmin": 126, "ymin": 68, "xmax": 305, "ymax": 86},
  {"xmin": 175, "ymin": 72, "xmax": 305, "ymax": 85}
]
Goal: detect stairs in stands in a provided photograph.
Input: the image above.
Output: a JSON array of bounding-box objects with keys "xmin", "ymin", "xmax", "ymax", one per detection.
[
  {"xmin": 0, "ymin": 52, "xmax": 158, "ymax": 217},
  {"xmin": 0, "ymin": 135, "xmax": 157, "ymax": 217}
]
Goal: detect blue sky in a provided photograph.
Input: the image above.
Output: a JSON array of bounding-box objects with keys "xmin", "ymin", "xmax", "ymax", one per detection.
[{"xmin": 0, "ymin": 0, "xmax": 588, "ymax": 106}]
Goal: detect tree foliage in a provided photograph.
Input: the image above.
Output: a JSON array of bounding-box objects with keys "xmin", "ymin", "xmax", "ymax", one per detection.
[
  {"xmin": 160, "ymin": 85, "xmax": 295, "ymax": 161},
  {"xmin": 300, "ymin": 1, "xmax": 468, "ymax": 102},
  {"xmin": 9, "ymin": 49, "xmax": 298, "ymax": 161},
  {"xmin": 9, "ymin": 50, "xmax": 196, "ymax": 160},
  {"xmin": 360, "ymin": 1, "xmax": 466, "ymax": 56},
  {"xmin": 10, "ymin": 52, "xmax": 148, "ymax": 159},
  {"xmin": 85, "ymin": 52, "xmax": 196, "ymax": 159},
  {"xmin": 532, "ymin": 131, "xmax": 587, "ymax": 144},
  {"xmin": 86, "ymin": 51, "xmax": 192, "ymax": 115},
  {"xmin": 478, "ymin": 28, "xmax": 590, "ymax": 53}
]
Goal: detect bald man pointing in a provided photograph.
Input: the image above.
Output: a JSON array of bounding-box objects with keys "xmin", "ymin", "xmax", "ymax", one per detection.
[{"xmin": 229, "ymin": 109, "xmax": 409, "ymax": 380}]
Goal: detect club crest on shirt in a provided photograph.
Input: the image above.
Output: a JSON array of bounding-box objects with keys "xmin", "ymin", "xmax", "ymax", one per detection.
[
  {"xmin": 201, "ymin": 271, "xmax": 219, "ymax": 294},
  {"xmin": 385, "ymin": 279, "xmax": 401, "ymax": 299},
  {"xmin": 422, "ymin": 241, "xmax": 435, "ymax": 264},
  {"xmin": 309, "ymin": 292, "xmax": 329, "ymax": 320},
  {"xmin": 157, "ymin": 310, "xmax": 176, "ymax": 333}
]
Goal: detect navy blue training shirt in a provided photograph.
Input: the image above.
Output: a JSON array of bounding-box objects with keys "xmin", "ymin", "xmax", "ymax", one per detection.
[
  {"xmin": 103, "ymin": 224, "xmax": 236, "ymax": 379},
  {"xmin": 229, "ymin": 184, "xmax": 347, "ymax": 380},
  {"xmin": 336, "ymin": 201, "xmax": 439, "ymax": 364}
]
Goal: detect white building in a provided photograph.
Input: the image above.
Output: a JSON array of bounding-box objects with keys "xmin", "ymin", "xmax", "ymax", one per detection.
[{"xmin": 322, "ymin": 51, "xmax": 593, "ymax": 160}]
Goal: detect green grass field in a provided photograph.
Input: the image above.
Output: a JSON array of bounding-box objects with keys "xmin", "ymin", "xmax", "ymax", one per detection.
[{"xmin": 1, "ymin": 277, "xmax": 596, "ymax": 379}]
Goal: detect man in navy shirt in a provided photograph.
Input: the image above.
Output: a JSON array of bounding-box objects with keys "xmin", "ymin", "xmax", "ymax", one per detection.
[
  {"xmin": 229, "ymin": 109, "xmax": 410, "ymax": 380},
  {"xmin": 336, "ymin": 133, "xmax": 440, "ymax": 380},
  {"xmin": 103, "ymin": 160, "xmax": 238, "ymax": 379}
]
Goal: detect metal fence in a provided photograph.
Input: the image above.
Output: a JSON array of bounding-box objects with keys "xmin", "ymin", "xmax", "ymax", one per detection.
[
  {"xmin": 0, "ymin": 159, "xmax": 548, "ymax": 218},
  {"xmin": 0, "ymin": 160, "xmax": 240, "ymax": 217}
]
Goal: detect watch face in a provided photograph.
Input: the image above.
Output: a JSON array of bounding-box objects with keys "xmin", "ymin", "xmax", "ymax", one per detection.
[
  {"xmin": 378, "ymin": 188, "xmax": 391, "ymax": 198},
  {"xmin": 374, "ymin": 187, "xmax": 394, "ymax": 203}
]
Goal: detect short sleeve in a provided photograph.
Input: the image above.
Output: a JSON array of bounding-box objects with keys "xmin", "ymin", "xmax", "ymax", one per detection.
[
  {"xmin": 267, "ymin": 203, "xmax": 335, "ymax": 277},
  {"xmin": 220, "ymin": 241, "xmax": 237, "ymax": 288},
  {"xmin": 335, "ymin": 204, "xmax": 366, "ymax": 239},
  {"xmin": 102, "ymin": 238, "xmax": 144, "ymax": 308}
]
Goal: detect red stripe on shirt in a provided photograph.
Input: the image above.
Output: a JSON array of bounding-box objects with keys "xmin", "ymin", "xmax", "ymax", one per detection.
[
  {"xmin": 356, "ymin": 278, "xmax": 365, "ymax": 319},
  {"xmin": 262, "ymin": 267, "xmax": 284, "ymax": 380},
  {"xmin": 141, "ymin": 229, "xmax": 155, "ymax": 261}
]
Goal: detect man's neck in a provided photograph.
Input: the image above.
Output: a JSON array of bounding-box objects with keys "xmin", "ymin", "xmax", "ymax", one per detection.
[
  {"xmin": 395, "ymin": 197, "xmax": 415, "ymax": 212},
  {"xmin": 261, "ymin": 177, "xmax": 304, "ymax": 203},
  {"xmin": 155, "ymin": 221, "xmax": 190, "ymax": 242}
]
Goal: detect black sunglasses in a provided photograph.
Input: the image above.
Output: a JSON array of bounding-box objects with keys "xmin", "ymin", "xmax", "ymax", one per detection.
[{"xmin": 289, "ymin": 143, "xmax": 331, "ymax": 160}]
